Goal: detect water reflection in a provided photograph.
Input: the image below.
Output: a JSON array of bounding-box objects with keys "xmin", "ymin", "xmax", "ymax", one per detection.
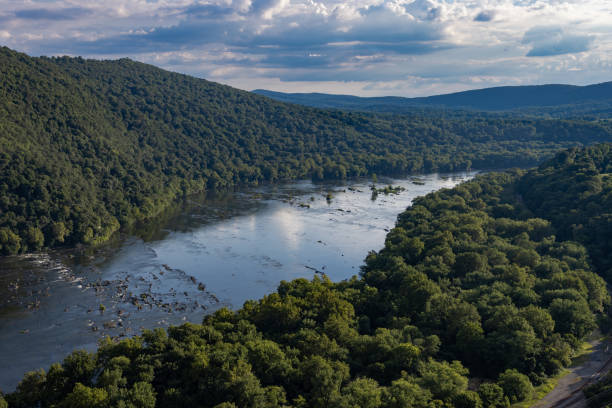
[{"xmin": 0, "ymin": 172, "xmax": 475, "ymax": 391}]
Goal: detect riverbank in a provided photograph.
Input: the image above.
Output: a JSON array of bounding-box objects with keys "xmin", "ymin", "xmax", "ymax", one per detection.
[{"xmin": 0, "ymin": 172, "xmax": 475, "ymax": 391}]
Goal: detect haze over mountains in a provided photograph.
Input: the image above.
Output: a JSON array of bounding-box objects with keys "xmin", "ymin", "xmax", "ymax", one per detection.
[{"xmin": 254, "ymin": 82, "xmax": 612, "ymax": 117}]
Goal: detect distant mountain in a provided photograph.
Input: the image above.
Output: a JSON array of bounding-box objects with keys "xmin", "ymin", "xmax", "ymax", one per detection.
[{"xmin": 253, "ymin": 82, "xmax": 612, "ymax": 117}]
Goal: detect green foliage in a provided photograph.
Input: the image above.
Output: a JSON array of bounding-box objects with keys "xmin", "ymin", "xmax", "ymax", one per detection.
[
  {"xmin": 1, "ymin": 46, "xmax": 612, "ymax": 254},
  {"xmin": 6, "ymin": 369, "xmax": 46, "ymax": 408},
  {"xmin": 338, "ymin": 378, "xmax": 384, "ymax": 408},
  {"xmin": 518, "ymin": 144, "xmax": 612, "ymax": 280},
  {"xmin": 7, "ymin": 144, "xmax": 612, "ymax": 407},
  {"xmin": 452, "ymin": 390, "xmax": 483, "ymax": 408},
  {"xmin": 497, "ymin": 369, "xmax": 533, "ymax": 403},
  {"xmin": 383, "ymin": 379, "xmax": 431, "ymax": 408},
  {"xmin": 127, "ymin": 382, "xmax": 156, "ymax": 408},
  {"xmin": 478, "ymin": 383, "xmax": 509, "ymax": 408},
  {"xmin": 0, "ymin": 227, "xmax": 21, "ymax": 255},
  {"xmin": 418, "ymin": 360, "xmax": 469, "ymax": 402},
  {"xmin": 360, "ymin": 165, "xmax": 609, "ymax": 381},
  {"xmin": 549, "ymin": 298, "xmax": 597, "ymax": 338},
  {"xmin": 60, "ymin": 383, "xmax": 108, "ymax": 408}
]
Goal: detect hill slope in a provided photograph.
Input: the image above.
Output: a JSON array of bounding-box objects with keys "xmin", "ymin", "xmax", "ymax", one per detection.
[
  {"xmin": 254, "ymin": 82, "xmax": 612, "ymax": 117},
  {"xmin": 1, "ymin": 46, "xmax": 612, "ymax": 254},
  {"xmin": 5, "ymin": 144, "xmax": 612, "ymax": 408}
]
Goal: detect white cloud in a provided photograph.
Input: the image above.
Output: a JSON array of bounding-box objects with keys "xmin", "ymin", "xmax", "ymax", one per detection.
[{"xmin": 0, "ymin": 0, "xmax": 610, "ymax": 96}]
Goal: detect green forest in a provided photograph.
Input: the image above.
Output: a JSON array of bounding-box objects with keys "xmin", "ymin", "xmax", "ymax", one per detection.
[
  {"xmin": 3, "ymin": 144, "xmax": 612, "ymax": 407},
  {"xmin": 254, "ymin": 84, "xmax": 612, "ymax": 119},
  {"xmin": 2, "ymin": 46, "xmax": 612, "ymax": 254}
]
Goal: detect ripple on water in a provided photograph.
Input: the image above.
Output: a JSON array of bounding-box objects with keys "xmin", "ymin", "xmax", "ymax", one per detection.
[{"xmin": 0, "ymin": 171, "xmax": 476, "ymax": 391}]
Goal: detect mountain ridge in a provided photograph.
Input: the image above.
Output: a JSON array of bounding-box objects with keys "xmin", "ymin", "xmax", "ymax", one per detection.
[
  {"xmin": 1, "ymin": 45, "xmax": 612, "ymax": 254},
  {"xmin": 253, "ymin": 81, "xmax": 612, "ymax": 115}
]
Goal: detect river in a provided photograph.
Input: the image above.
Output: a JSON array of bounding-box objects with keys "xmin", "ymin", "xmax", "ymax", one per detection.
[{"xmin": 0, "ymin": 171, "xmax": 475, "ymax": 391}]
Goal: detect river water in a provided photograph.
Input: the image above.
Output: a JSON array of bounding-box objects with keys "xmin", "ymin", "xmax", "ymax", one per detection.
[{"xmin": 0, "ymin": 172, "xmax": 475, "ymax": 391}]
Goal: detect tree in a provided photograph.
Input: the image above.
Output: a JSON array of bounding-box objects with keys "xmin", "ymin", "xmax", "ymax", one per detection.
[
  {"xmin": 127, "ymin": 382, "xmax": 156, "ymax": 408},
  {"xmin": 51, "ymin": 221, "xmax": 68, "ymax": 243},
  {"xmin": 62, "ymin": 350, "xmax": 96, "ymax": 386},
  {"xmin": 497, "ymin": 369, "xmax": 533, "ymax": 403},
  {"xmin": 389, "ymin": 343, "xmax": 421, "ymax": 373},
  {"xmin": 7, "ymin": 369, "xmax": 46, "ymax": 407},
  {"xmin": 518, "ymin": 305, "xmax": 555, "ymax": 338},
  {"xmin": 26, "ymin": 226, "xmax": 45, "ymax": 251},
  {"xmin": 454, "ymin": 252, "xmax": 487, "ymax": 276},
  {"xmin": 477, "ymin": 383, "xmax": 509, "ymax": 408},
  {"xmin": 452, "ymin": 390, "xmax": 483, "ymax": 408},
  {"xmin": 60, "ymin": 383, "xmax": 108, "ymax": 408},
  {"xmin": 418, "ymin": 360, "xmax": 469, "ymax": 402},
  {"xmin": 299, "ymin": 356, "xmax": 350, "ymax": 408},
  {"xmin": 0, "ymin": 227, "xmax": 21, "ymax": 255},
  {"xmin": 339, "ymin": 378, "xmax": 383, "ymax": 408},
  {"xmin": 384, "ymin": 379, "xmax": 431, "ymax": 408},
  {"xmin": 549, "ymin": 298, "xmax": 596, "ymax": 338},
  {"xmin": 246, "ymin": 339, "xmax": 292, "ymax": 385}
]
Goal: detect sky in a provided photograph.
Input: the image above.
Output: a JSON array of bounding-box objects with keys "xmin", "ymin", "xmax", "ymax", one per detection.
[{"xmin": 0, "ymin": 0, "xmax": 611, "ymax": 97}]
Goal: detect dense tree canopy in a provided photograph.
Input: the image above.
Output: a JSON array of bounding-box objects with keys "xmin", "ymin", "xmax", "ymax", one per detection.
[
  {"xmin": 6, "ymin": 145, "xmax": 612, "ymax": 407},
  {"xmin": 1, "ymin": 46, "xmax": 612, "ymax": 254},
  {"xmin": 518, "ymin": 144, "xmax": 612, "ymax": 280}
]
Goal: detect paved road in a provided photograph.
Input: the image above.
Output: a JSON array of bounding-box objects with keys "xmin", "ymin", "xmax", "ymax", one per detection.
[{"xmin": 533, "ymin": 335, "xmax": 612, "ymax": 408}]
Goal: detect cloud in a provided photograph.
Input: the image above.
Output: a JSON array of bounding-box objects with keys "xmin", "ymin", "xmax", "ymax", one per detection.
[
  {"xmin": 178, "ymin": 0, "xmax": 289, "ymax": 19},
  {"xmin": 179, "ymin": 4, "xmax": 236, "ymax": 19},
  {"xmin": 474, "ymin": 10, "xmax": 495, "ymax": 22},
  {"xmin": 42, "ymin": 0, "xmax": 451, "ymax": 68},
  {"xmin": 14, "ymin": 7, "xmax": 91, "ymax": 21},
  {"xmin": 0, "ymin": 0, "xmax": 610, "ymax": 96},
  {"xmin": 403, "ymin": 0, "xmax": 444, "ymax": 22},
  {"xmin": 523, "ymin": 26, "xmax": 593, "ymax": 57},
  {"xmin": 252, "ymin": 0, "xmax": 289, "ymax": 19}
]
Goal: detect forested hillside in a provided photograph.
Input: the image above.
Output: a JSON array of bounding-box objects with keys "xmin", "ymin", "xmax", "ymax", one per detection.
[
  {"xmin": 254, "ymin": 83, "xmax": 612, "ymax": 118},
  {"xmin": 1, "ymin": 46, "xmax": 612, "ymax": 254},
  {"xmin": 518, "ymin": 144, "xmax": 612, "ymax": 280},
  {"xmin": 4, "ymin": 145, "xmax": 612, "ymax": 408}
]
